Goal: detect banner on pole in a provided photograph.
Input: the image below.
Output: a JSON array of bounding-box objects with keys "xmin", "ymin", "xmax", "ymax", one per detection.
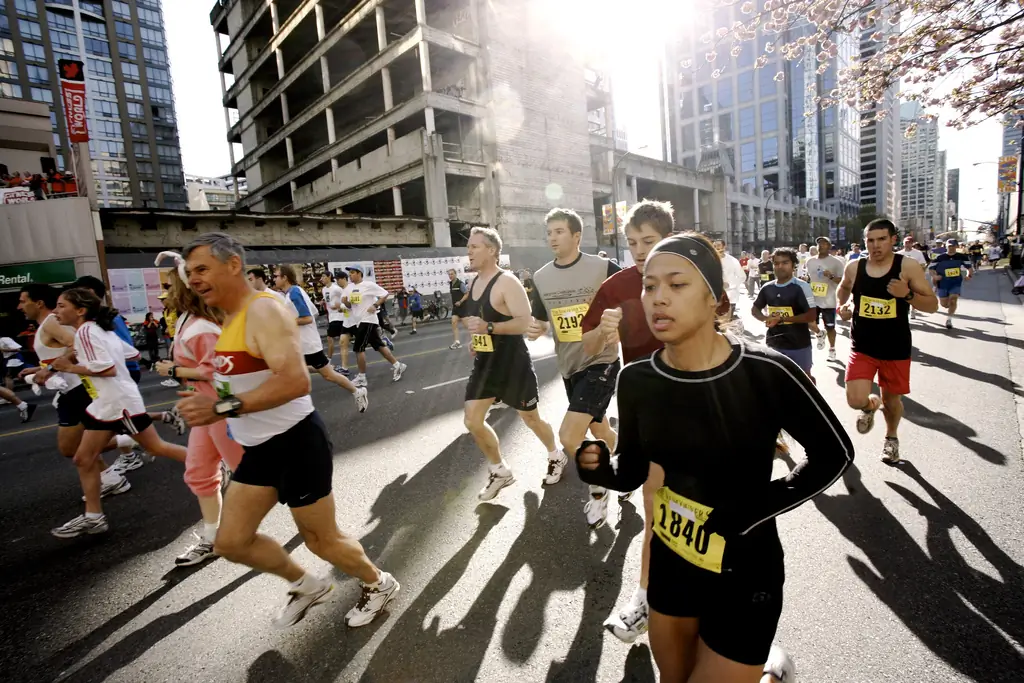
[
  {"xmin": 998, "ymin": 155, "xmax": 1018, "ymax": 194},
  {"xmin": 58, "ymin": 60, "xmax": 89, "ymax": 143},
  {"xmin": 601, "ymin": 201, "xmax": 628, "ymax": 235}
]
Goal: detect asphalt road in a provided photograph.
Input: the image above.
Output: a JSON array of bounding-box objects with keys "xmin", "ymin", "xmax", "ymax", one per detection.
[{"xmin": 1, "ymin": 269, "xmax": 1023, "ymax": 683}]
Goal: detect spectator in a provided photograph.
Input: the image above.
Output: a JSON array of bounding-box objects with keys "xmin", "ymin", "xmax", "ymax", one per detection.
[
  {"xmin": 142, "ymin": 311, "xmax": 161, "ymax": 366},
  {"xmin": 408, "ymin": 287, "xmax": 423, "ymax": 335},
  {"xmin": 395, "ymin": 286, "xmax": 409, "ymax": 325},
  {"xmin": 28, "ymin": 173, "xmax": 45, "ymax": 200}
]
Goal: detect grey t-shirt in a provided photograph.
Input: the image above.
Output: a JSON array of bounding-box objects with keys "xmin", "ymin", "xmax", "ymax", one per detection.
[
  {"xmin": 531, "ymin": 252, "xmax": 620, "ymax": 378},
  {"xmin": 805, "ymin": 255, "xmax": 845, "ymax": 307}
]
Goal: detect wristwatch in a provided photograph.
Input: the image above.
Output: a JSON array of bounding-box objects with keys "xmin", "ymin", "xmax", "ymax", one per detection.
[
  {"xmin": 214, "ymin": 395, "xmax": 243, "ymax": 418},
  {"xmin": 903, "ymin": 290, "xmax": 915, "ymax": 302},
  {"xmin": 487, "ymin": 322, "xmax": 495, "ymax": 334},
  {"xmin": 168, "ymin": 365, "xmax": 179, "ymax": 379}
]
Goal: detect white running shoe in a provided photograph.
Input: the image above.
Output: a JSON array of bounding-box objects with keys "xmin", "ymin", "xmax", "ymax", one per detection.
[
  {"xmin": 585, "ymin": 489, "xmax": 609, "ymax": 530},
  {"xmin": 353, "ymin": 386, "xmax": 368, "ymax": 413},
  {"xmin": 543, "ymin": 451, "xmax": 568, "ymax": 485},
  {"xmin": 160, "ymin": 378, "xmax": 180, "ymax": 388},
  {"xmin": 763, "ymin": 644, "xmax": 797, "ymax": 682},
  {"xmin": 272, "ymin": 578, "xmax": 334, "ymax": 629},
  {"xmin": 162, "ymin": 407, "xmax": 187, "ymax": 435},
  {"xmin": 827, "ymin": 348, "xmax": 837, "ymax": 362},
  {"xmin": 353, "ymin": 374, "xmax": 368, "ymax": 388},
  {"xmin": 52, "ymin": 514, "xmax": 109, "ymax": 538},
  {"xmin": 910, "ymin": 309, "xmax": 917, "ymax": 320},
  {"xmin": 881, "ymin": 437, "xmax": 900, "ymax": 464},
  {"xmin": 617, "ymin": 489, "xmax": 634, "ymax": 503},
  {"xmin": 83, "ymin": 475, "xmax": 131, "ymax": 501},
  {"xmin": 112, "ymin": 450, "xmax": 144, "ymax": 473},
  {"xmin": 450, "ymin": 340, "xmax": 463, "ymax": 349},
  {"xmin": 392, "ymin": 362, "xmax": 407, "ymax": 382},
  {"xmin": 815, "ymin": 331, "xmax": 827, "ymax": 350},
  {"xmin": 605, "ymin": 596, "xmax": 649, "ymax": 644},
  {"xmin": 856, "ymin": 408, "xmax": 876, "ymax": 435},
  {"xmin": 175, "ymin": 534, "xmax": 217, "ymax": 567},
  {"xmin": 478, "ymin": 469, "xmax": 515, "ymax": 501},
  {"xmin": 345, "ymin": 571, "xmax": 401, "ymax": 628}
]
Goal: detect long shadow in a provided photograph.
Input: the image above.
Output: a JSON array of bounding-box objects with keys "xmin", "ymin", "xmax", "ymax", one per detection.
[
  {"xmin": 912, "ymin": 348, "xmax": 1023, "ymax": 396},
  {"xmin": 901, "ymin": 396, "xmax": 1007, "ymax": 465},
  {"xmin": 946, "ymin": 313, "xmax": 1008, "ymax": 325},
  {"xmin": 811, "ymin": 465, "xmax": 1024, "ymax": 680},
  {"xmin": 247, "ymin": 650, "xmax": 300, "ymax": 682},
  {"xmin": 619, "ymin": 644, "xmax": 657, "ymax": 682},
  {"xmin": 913, "ymin": 319, "xmax": 1024, "ymax": 352}
]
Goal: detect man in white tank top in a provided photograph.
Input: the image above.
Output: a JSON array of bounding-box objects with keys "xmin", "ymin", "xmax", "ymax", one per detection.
[{"xmin": 177, "ymin": 232, "xmax": 399, "ymax": 629}]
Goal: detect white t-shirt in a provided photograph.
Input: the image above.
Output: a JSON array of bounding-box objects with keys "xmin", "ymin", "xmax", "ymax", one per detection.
[
  {"xmin": 324, "ymin": 282, "xmax": 346, "ymax": 323},
  {"xmin": 346, "ymin": 280, "xmax": 389, "ymax": 326},
  {"xmin": 285, "ymin": 285, "xmax": 324, "ymax": 355},
  {"xmin": 746, "ymin": 257, "xmax": 760, "ymax": 276},
  {"xmin": 805, "ymin": 255, "xmax": 846, "ymax": 307},
  {"xmin": 720, "ymin": 252, "xmax": 746, "ymax": 300},
  {"xmin": 797, "ymin": 251, "xmax": 810, "ymax": 278},
  {"xmin": 898, "ymin": 248, "xmax": 927, "ymax": 267},
  {"xmin": 988, "ymin": 245, "xmax": 1002, "ymax": 260},
  {"xmin": 75, "ymin": 321, "xmax": 146, "ymax": 421}
]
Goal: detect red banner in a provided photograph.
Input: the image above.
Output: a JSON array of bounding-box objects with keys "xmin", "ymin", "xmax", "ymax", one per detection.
[{"xmin": 58, "ymin": 60, "xmax": 89, "ymax": 143}]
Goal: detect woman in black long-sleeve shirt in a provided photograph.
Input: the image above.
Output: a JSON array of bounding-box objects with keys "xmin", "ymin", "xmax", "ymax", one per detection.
[{"xmin": 577, "ymin": 233, "xmax": 854, "ymax": 683}]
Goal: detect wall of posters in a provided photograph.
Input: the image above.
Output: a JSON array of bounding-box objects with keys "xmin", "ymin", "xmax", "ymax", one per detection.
[
  {"xmin": 327, "ymin": 260, "xmax": 376, "ymax": 283},
  {"xmin": 108, "ymin": 268, "xmax": 167, "ymax": 323},
  {"xmin": 400, "ymin": 255, "xmax": 510, "ymax": 295}
]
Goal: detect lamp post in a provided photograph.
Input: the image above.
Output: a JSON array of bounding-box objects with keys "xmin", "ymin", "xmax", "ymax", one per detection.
[
  {"xmin": 763, "ymin": 186, "xmax": 784, "ymax": 248},
  {"xmin": 609, "ymin": 144, "xmax": 647, "ymax": 262}
]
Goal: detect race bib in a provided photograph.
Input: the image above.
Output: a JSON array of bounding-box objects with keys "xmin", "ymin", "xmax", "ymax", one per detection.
[
  {"xmin": 551, "ymin": 303, "xmax": 588, "ymax": 343},
  {"xmin": 760, "ymin": 273, "xmax": 771, "ymax": 281},
  {"xmin": 653, "ymin": 487, "xmax": 725, "ymax": 573},
  {"xmin": 350, "ymin": 292, "xmax": 362, "ymax": 304},
  {"xmin": 944, "ymin": 267, "xmax": 961, "ymax": 278},
  {"xmin": 810, "ymin": 281, "xmax": 828, "ymax": 297},
  {"xmin": 81, "ymin": 376, "xmax": 99, "ymax": 399},
  {"xmin": 767, "ymin": 306, "xmax": 794, "ymax": 322},
  {"xmin": 859, "ymin": 295, "xmax": 896, "ymax": 319},
  {"xmin": 471, "ymin": 334, "xmax": 494, "ymax": 353},
  {"xmin": 214, "ymin": 378, "xmax": 231, "ymax": 398}
]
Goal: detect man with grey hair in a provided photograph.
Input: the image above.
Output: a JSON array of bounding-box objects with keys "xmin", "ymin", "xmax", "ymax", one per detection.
[
  {"xmin": 460, "ymin": 226, "xmax": 559, "ymax": 501},
  {"xmin": 175, "ymin": 232, "xmax": 399, "ymax": 629}
]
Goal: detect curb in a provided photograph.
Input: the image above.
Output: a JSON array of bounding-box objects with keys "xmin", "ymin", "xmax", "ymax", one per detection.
[{"xmin": 996, "ymin": 268, "xmax": 1024, "ymax": 467}]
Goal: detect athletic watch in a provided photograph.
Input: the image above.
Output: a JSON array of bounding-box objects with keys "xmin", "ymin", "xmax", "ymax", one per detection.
[
  {"xmin": 214, "ymin": 395, "xmax": 243, "ymax": 418},
  {"xmin": 487, "ymin": 322, "xmax": 495, "ymax": 334},
  {"xmin": 168, "ymin": 365, "xmax": 179, "ymax": 379},
  {"xmin": 903, "ymin": 290, "xmax": 915, "ymax": 301}
]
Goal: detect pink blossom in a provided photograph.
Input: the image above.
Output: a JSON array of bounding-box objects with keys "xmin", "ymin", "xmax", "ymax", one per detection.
[
  {"xmin": 706, "ymin": 51, "xmax": 718, "ymax": 63},
  {"xmin": 712, "ymin": 69, "xmax": 723, "ymax": 79},
  {"xmin": 774, "ymin": 71, "xmax": 785, "ymax": 82},
  {"xmin": 741, "ymin": 1, "xmax": 755, "ymax": 13}
]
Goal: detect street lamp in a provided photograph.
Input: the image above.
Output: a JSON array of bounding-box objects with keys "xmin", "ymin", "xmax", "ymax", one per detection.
[
  {"xmin": 763, "ymin": 186, "xmax": 785, "ymax": 248},
  {"xmin": 609, "ymin": 144, "xmax": 648, "ymax": 262}
]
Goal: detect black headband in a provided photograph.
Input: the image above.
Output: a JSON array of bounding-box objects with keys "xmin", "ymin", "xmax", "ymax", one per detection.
[{"xmin": 644, "ymin": 235, "xmax": 724, "ymax": 301}]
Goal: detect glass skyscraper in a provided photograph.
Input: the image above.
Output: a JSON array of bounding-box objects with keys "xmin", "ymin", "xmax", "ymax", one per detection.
[{"xmin": 0, "ymin": 0, "xmax": 185, "ymax": 208}]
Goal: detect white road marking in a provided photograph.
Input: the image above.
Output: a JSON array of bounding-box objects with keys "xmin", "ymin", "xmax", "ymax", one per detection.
[{"xmin": 423, "ymin": 377, "xmax": 469, "ymax": 390}]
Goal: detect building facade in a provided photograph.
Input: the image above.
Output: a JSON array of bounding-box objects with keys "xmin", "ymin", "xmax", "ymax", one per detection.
[
  {"xmin": 185, "ymin": 173, "xmax": 247, "ymax": 211},
  {"xmin": 857, "ymin": 3, "xmax": 900, "ymax": 221},
  {"xmin": 0, "ymin": 0, "xmax": 186, "ymax": 208},
  {"xmin": 900, "ymin": 102, "xmax": 946, "ymax": 238},
  {"xmin": 946, "ymin": 167, "xmax": 958, "ymax": 231}
]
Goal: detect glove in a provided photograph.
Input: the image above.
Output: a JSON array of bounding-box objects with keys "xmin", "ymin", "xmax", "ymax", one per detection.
[{"xmin": 575, "ymin": 439, "xmax": 612, "ymax": 472}]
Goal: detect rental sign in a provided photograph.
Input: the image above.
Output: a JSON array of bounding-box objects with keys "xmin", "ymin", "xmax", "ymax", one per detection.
[{"xmin": 58, "ymin": 59, "xmax": 89, "ymax": 143}]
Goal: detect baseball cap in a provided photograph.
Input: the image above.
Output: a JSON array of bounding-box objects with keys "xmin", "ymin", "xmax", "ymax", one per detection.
[
  {"xmin": 345, "ymin": 264, "xmax": 363, "ymax": 274},
  {"xmin": 946, "ymin": 239, "xmax": 958, "ymax": 246},
  {"xmin": 816, "ymin": 235, "xmax": 832, "ymax": 245}
]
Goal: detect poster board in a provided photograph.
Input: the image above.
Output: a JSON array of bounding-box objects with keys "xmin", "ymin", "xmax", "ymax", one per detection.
[{"xmin": 108, "ymin": 267, "xmax": 167, "ymax": 323}]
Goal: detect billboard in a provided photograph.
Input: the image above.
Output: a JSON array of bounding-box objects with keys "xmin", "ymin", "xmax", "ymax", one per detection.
[
  {"xmin": 58, "ymin": 59, "xmax": 89, "ymax": 143},
  {"xmin": 602, "ymin": 201, "xmax": 627, "ymax": 235}
]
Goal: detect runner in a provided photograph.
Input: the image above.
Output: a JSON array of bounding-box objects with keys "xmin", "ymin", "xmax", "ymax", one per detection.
[
  {"xmin": 48, "ymin": 287, "xmax": 187, "ymax": 538},
  {"xmin": 408, "ymin": 287, "xmax": 423, "ymax": 334},
  {"xmin": 274, "ymin": 266, "xmax": 368, "ymax": 411},
  {"xmin": 968, "ymin": 241, "xmax": 983, "ymax": 271},
  {"xmin": 461, "ymin": 226, "xmax": 559, "ymax": 501},
  {"xmin": 246, "ymin": 268, "xmax": 287, "ymax": 304},
  {"xmin": 152, "ymin": 257, "xmax": 245, "ymax": 566},
  {"xmin": 448, "ymin": 268, "xmax": 469, "ymax": 349},
  {"xmin": 796, "ymin": 243, "xmax": 810, "ymax": 279},
  {"xmin": 756, "ymin": 249, "xmax": 775, "ymax": 290},
  {"xmin": 928, "ymin": 239, "xmax": 972, "ymax": 330},
  {"xmin": 752, "ymin": 248, "xmax": 817, "ymax": 379},
  {"xmin": 847, "ymin": 243, "xmax": 863, "ymax": 261},
  {"xmin": 713, "ymin": 239, "xmax": 746, "ymax": 321},
  {"xmin": 575, "ymin": 232, "xmax": 852, "ymax": 683},
  {"xmin": 838, "ymin": 219, "xmax": 938, "ymax": 463},
  {"xmin": 807, "ymin": 236, "xmax": 845, "ymax": 361},
  {"xmin": 177, "ymin": 232, "xmax": 399, "ymax": 628},
  {"xmin": 987, "ymin": 242, "xmax": 1003, "ymax": 267},
  {"xmin": 341, "ymin": 265, "xmax": 406, "ymax": 388},
  {"xmin": 527, "ymin": 208, "xmax": 621, "ymax": 509},
  {"xmin": 320, "ymin": 271, "xmax": 345, "ymax": 362},
  {"xmin": 331, "ymin": 270, "xmax": 356, "ymax": 375},
  {"xmin": 580, "ymin": 198, "xmax": 674, "ymax": 643},
  {"xmin": 745, "ymin": 251, "xmax": 761, "ymax": 296},
  {"xmin": 896, "ymin": 236, "xmax": 928, "ymax": 320}
]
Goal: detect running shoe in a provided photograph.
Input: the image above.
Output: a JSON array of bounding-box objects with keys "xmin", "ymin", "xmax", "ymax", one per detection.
[
  {"xmin": 51, "ymin": 514, "xmax": 109, "ymax": 538},
  {"xmin": 827, "ymin": 348, "xmax": 837, "ymax": 362},
  {"xmin": 112, "ymin": 449, "xmax": 144, "ymax": 472},
  {"xmin": 19, "ymin": 403, "xmax": 36, "ymax": 423},
  {"xmin": 83, "ymin": 475, "xmax": 131, "ymax": 501},
  {"xmin": 856, "ymin": 408, "xmax": 876, "ymax": 434},
  {"xmin": 945, "ymin": 318, "xmax": 953, "ymax": 330},
  {"xmin": 334, "ymin": 366, "xmax": 351, "ymax": 377},
  {"xmin": 160, "ymin": 379, "xmax": 180, "ymax": 388},
  {"xmin": 272, "ymin": 578, "xmax": 335, "ymax": 629},
  {"xmin": 585, "ymin": 490, "xmax": 608, "ymax": 530},
  {"xmin": 175, "ymin": 533, "xmax": 217, "ymax": 567},
  {"xmin": 345, "ymin": 571, "xmax": 401, "ymax": 628},
  {"xmin": 383, "ymin": 335, "xmax": 395, "ymax": 351},
  {"xmin": 881, "ymin": 437, "xmax": 900, "ymax": 464},
  {"xmin": 605, "ymin": 597, "xmax": 649, "ymax": 644},
  {"xmin": 763, "ymin": 644, "xmax": 796, "ymax": 682},
  {"xmin": 392, "ymin": 362, "xmax": 407, "ymax": 382},
  {"xmin": 617, "ymin": 489, "xmax": 634, "ymax": 503},
  {"xmin": 353, "ymin": 374, "xmax": 368, "ymax": 388},
  {"xmin": 478, "ymin": 469, "xmax": 515, "ymax": 501},
  {"xmin": 353, "ymin": 386, "xmax": 369, "ymax": 413},
  {"xmin": 815, "ymin": 330, "xmax": 827, "ymax": 350},
  {"xmin": 450, "ymin": 340, "xmax": 462, "ymax": 349},
  {"xmin": 543, "ymin": 450, "xmax": 568, "ymax": 485},
  {"xmin": 220, "ymin": 460, "xmax": 232, "ymax": 493},
  {"xmin": 409, "ymin": 329, "xmax": 418, "ymax": 335},
  {"xmin": 910, "ymin": 309, "xmax": 917, "ymax": 320},
  {"xmin": 162, "ymin": 407, "xmax": 187, "ymax": 435}
]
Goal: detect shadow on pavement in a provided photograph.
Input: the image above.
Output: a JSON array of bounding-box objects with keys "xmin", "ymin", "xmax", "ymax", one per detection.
[
  {"xmin": 901, "ymin": 396, "xmax": 1007, "ymax": 465},
  {"xmin": 811, "ymin": 464, "xmax": 1024, "ymax": 681},
  {"xmin": 247, "ymin": 650, "xmax": 299, "ymax": 681},
  {"xmin": 912, "ymin": 348, "xmax": 1023, "ymax": 397},
  {"xmin": 912, "ymin": 321, "xmax": 1024, "ymax": 352}
]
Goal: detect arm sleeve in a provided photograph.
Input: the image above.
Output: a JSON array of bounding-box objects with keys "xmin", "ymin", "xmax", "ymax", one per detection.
[
  {"xmin": 581, "ymin": 281, "xmax": 612, "ymax": 333},
  {"xmin": 739, "ymin": 360, "xmax": 853, "ymax": 535},
  {"xmin": 78, "ymin": 326, "xmax": 115, "ymax": 372},
  {"xmin": 112, "ymin": 317, "xmax": 133, "ymax": 346},
  {"xmin": 606, "ymin": 260, "xmax": 622, "ymax": 278},
  {"xmin": 753, "ymin": 288, "xmax": 767, "ymax": 310},
  {"xmin": 288, "ymin": 287, "xmax": 311, "ymax": 317},
  {"xmin": 798, "ymin": 281, "xmax": 815, "ymax": 310},
  {"xmin": 529, "ymin": 285, "xmax": 549, "ymax": 322},
  {"xmin": 575, "ymin": 370, "xmax": 650, "ymax": 492},
  {"xmin": 190, "ymin": 332, "xmax": 220, "ymax": 381}
]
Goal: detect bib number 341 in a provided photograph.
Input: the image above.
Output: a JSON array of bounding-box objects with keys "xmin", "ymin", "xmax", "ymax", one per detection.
[{"xmin": 653, "ymin": 487, "xmax": 726, "ymax": 573}]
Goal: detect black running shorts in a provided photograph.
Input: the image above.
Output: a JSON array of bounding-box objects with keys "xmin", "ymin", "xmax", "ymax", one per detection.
[
  {"xmin": 353, "ymin": 322, "xmax": 386, "ymax": 352},
  {"xmin": 647, "ymin": 536, "xmax": 785, "ymax": 666},
  {"xmin": 81, "ymin": 410, "xmax": 153, "ymax": 435},
  {"xmin": 326, "ymin": 321, "xmax": 345, "ymax": 338},
  {"xmin": 562, "ymin": 361, "xmax": 620, "ymax": 422},
  {"xmin": 56, "ymin": 384, "xmax": 92, "ymax": 427},
  {"xmin": 465, "ymin": 352, "xmax": 540, "ymax": 411},
  {"xmin": 232, "ymin": 411, "xmax": 333, "ymax": 508},
  {"xmin": 816, "ymin": 307, "xmax": 837, "ymax": 329},
  {"xmin": 304, "ymin": 350, "xmax": 330, "ymax": 370}
]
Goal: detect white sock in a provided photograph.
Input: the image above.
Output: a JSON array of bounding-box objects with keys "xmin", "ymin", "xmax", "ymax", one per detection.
[
  {"xmin": 549, "ymin": 448, "xmax": 562, "ymax": 460},
  {"xmin": 202, "ymin": 522, "xmax": 218, "ymax": 543},
  {"xmin": 392, "ymin": 361, "xmax": 400, "ymax": 368},
  {"xmin": 633, "ymin": 586, "xmax": 648, "ymax": 605},
  {"xmin": 16, "ymin": 400, "xmax": 27, "ymax": 410},
  {"xmin": 291, "ymin": 573, "xmax": 323, "ymax": 592},
  {"xmin": 84, "ymin": 511, "xmax": 103, "ymax": 520},
  {"xmin": 489, "ymin": 460, "xmax": 510, "ymax": 475},
  {"xmin": 115, "ymin": 434, "xmax": 134, "ymax": 449}
]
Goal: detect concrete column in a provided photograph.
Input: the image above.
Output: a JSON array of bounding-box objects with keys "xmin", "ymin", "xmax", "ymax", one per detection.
[
  {"xmin": 628, "ymin": 175, "xmax": 638, "ymax": 204},
  {"xmin": 708, "ymin": 176, "xmax": 729, "ymax": 236},
  {"xmin": 423, "ymin": 131, "xmax": 451, "ymax": 247},
  {"xmin": 693, "ymin": 187, "xmax": 701, "ymax": 231},
  {"xmin": 415, "ymin": 0, "xmax": 435, "ymax": 133},
  {"xmin": 215, "ymin": 30, "xmax": 238, "ymax": 199},
  {"xmin": 315, "ymin": 3, "xmax": 339, "ymax": 178},
  {"xmin": 376, "ymin": 5, "xmax": 402, "ymax": 214},
  {"xmin": 269, "ymin": 2, "xmax": 294, "ymax": 203}
]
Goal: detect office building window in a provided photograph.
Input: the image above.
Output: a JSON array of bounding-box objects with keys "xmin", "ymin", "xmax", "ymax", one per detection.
[
  {"xmin": 112, "ymin": 1, "xmax": 132, "ymax": 19},
  {"xmin": 700, "ymin": 118, "xmax": 714, "ymax": 146},
  {"xmin": 139, "ymin": 8, "xmax": 162, "ymax": 27},
  {"xmin": 160, "ymin": 163, "xmax": 182, "ymax": 179},
  {"xmin": 736, "ymin": 45, "xmax": 753, "ymax": 68},
  {"xmin": 136, "ymin": 161, "xmax": 154, "ymax": 175},
  {"xmin": 741, "ymin": 142, "xmax": 756, "ymax": 173},
  {"xmin": 823, "ymin": 108, "xmax": 836, "ymax": 127},
  {"xmin": 115, "ymin": 21, "xmax": 134, "ymax": 40},
  {"xmin": 26, "ymin": 65, "xmax": 47, "ymax": 84},
  {"xmin": 124, "ymin": 82, "xmax": 143, "ymax": 99},
  {"xmin": 91, "ymin": 79, "xmax": 117, "ymax": 98},
  {"xmin": 80, "ymin": 1, "xmax": 104, "ymax": 15},
  {"xmin": 154, "ymin": 124, "xmax": 175, "ymax": 141},
  {"xmin": 94, "ymin": 119, "xmax": 121, "ymax": 138},
  {"xmin": 14, "ymin": 0, "xmax": 37, "ymax": 18},
  {"xmin": 738, "ymin": 70, "xmax": 754, "ymax": 103},
  {"xmin": 119, "ymin": 41, "xmax": 137, "ymax": 60},
  {"xmin": 19, "ymin": 19, "xmax": 41, "ymax": 40},
  {"xmin": 158, "ymin": 144, "xmax": 179, "ymax": 160},
  {"xmin": 761, "ymin": 101, "xmax": 777, "ymax": 133},
  {"xmin": 759, "ymin": 65, "xmax": 777, "ymax": 98},
  {"xmin": 762, "ymin": 137, "xmax": 778, "ymax": 168},
  {"xmin": 681, "ymin": 122, "xmax": 695, "ymax": 152},
  {"xmin": 51, "ymin": 32, "xmax": 78, "ymax": 52},
  {"xmin": 139, "ymin": 27, "xmax": 164, "ymax": 46},
  {"xmin": 825, "ymin": 170, "xmax": 835, "ymax": 198},
  {"xmin": 0, "ymin": 60, "xmax": 17, "ymax": 78},
  {"xmin": 717, "ymin": 77, "xmax": 733, "ymax": 108},
  {"xmin": 824, "ymin": 132, "xmax": 835, "ymax": 162},
  {"xmin": 81, "ymin": 20, "xmax": 106, "ymax": 39},
  {"xmin": 30, "ymin": 87, "xmax": 53, "ymax": 103},
  {"xmin": 149, "ymin": 85, "xmax": 172, "ymax": 104},
  {"xmin": 147, "ymin": 67, "xmax": 170, "ymax": 85},
  {"xmin": 85, "ymin": 38, "xmax": 109, "ymax": 57},
  {"xmin": 143, "ymin": 47, "xmax": 167, "ymax": 65},
  {"xmin": 0, "ymin": 38, "xmax": 15, "ymax": 57},
  {"xmin": 698, "ymin": 85, "xmax": 713, "ymax": 113},
  {"xmin": 739, "ymin": 106, "xmax": 755, "ymax": 138},
  {"xmin": 0, "ymin": 82, "xmax": 21, "ymax": 99},
  {"xmin": 89, "ymin": 59, "xmax": 113, "ymax": 78},
  {"xmin": 130, "ymin": 121, "xmax": 147, "ymax": 138},
  {"xmin": 127, "ymin": 101, "xmax": 145, "ymax": 118},
  {"xmin": 718, "ymin": 112, "xmax": 733, "ymax": 142},
  {"xmin": 135, "ymin": 141, "xmax": 151, "ymax": 156},
  {"xmin": 95, "ymin": 100, "xmax": 119, "ymax": 117}
]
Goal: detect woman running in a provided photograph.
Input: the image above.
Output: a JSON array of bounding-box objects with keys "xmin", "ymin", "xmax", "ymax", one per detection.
[
  {"xmin": 575, "ymin": 233, "xmax": 854, "ymax": 683},
  {"xmin": 154, "ymin": 255, "xmax": 244, "ymax": 567},
  {"xmin": 49, "ymin": 287, "xmax": 187, "ymax": 539}
]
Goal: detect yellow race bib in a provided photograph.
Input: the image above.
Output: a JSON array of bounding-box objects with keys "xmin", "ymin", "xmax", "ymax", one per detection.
[
  {"xmin": 653, "ymin": 487, "xmax": 726, "ymax": 573},
  {"xmin": 471, "ymin": 334, "xmax": 494, "ymax": 352},
  {"xmin": 810, "ymin": 281, "xmax": 828, "ymax": 297},
  {"xmin": 350, "ymin": 292, "xmax": 362, "ymax": 304},
  {"xmin": 767, "ymin": 306, "xmax": 794, "ymax": 320},
  {"xmin": 760, "ymin": 273, "xmax": 771, "ymax": 281},
  {"xmin": 551, "ymin": 303, "xmax": 589, "ymax": 343},
  {"xmin": 859, "ymin": 295, "xmax": 896, "ymax": 319},
  {"xmin": 944, "ymin": 267, "xmax": 961, "ymax": 278}
]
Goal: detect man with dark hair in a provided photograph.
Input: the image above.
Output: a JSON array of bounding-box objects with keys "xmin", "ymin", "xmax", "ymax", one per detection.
[
  {"xmin": 752, "ymin": 248, "xmax": 818, "ymax": 378},
  {"xmin": 72, "ymin": 275, "xmax": 144, "ymax": 385},
  {"xmin": 807, "ymin": 235, "xmax": 845, "ymax": 360},
  {"xmin": 929, "ymin": 239, "xmax": 972, "ymax": 329},
  {"xmin": 247, "ymin": 267, "xmax": 287, "ymax": 304},
  {"xmin": 342, "ymin": 265, "xmax": 406, "ymax": 387},
  {"xmin": 320, "ymin": 271, "xmax": 345, "ymax": 361},
  {"xmin": 837, "ymin": 219, "xmax": 937, "ymax": 463},
  {"xmin": 448, "ymin": 268, "xmax": 469, "ymax": 348}
]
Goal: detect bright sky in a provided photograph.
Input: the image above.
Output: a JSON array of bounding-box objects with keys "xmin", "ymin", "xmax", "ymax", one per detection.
[{"xmin": 165, "ymin": 0, "xmax": 1004, "ymax": 229}]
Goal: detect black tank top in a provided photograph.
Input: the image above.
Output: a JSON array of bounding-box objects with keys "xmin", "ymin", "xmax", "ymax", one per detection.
[
  {"xmin": 851, "ymin": 254, "xmax": 911, "ymax": 360},
  {"xmin": 464, "ymin": 271, "xmax": 530, "ymax": 358}
]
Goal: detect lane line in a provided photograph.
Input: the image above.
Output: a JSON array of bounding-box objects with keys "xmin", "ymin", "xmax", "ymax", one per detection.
[{"xmin": 423, "ymin": 377, "xmax": 469, "ymax": 390}]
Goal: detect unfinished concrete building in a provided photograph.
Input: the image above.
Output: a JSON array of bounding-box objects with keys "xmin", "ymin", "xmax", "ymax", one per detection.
[{"xmin": 211, "ymin": 0, "xmax": 599, "ymax": 248}]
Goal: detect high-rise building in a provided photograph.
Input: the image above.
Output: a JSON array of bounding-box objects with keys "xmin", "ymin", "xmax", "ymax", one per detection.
[
  {"xmin": 0, "ymin": 0, "xmax": 186, "ymax": 208},
  {"xmin": 946, "ymin": 167, "xmax": 959, "ymax": 229},
  {"xmin": 185, "ymin": 173, "xmax": 247, "ymax": 211},
  {"xmin": 857, "ymin": 3, "xmax": 900, "ymax": 220},
  {"xmin": 900, "ymin": 102, "xmax": 946, "ymax": 237}
]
